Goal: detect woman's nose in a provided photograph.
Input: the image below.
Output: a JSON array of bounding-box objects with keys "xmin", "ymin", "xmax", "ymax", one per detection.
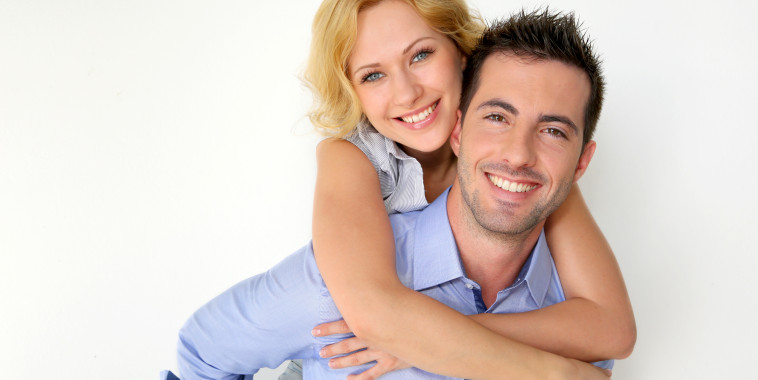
[{"xmin": 391, "ymin": 70, "xmax": 422, "ymax": 108}]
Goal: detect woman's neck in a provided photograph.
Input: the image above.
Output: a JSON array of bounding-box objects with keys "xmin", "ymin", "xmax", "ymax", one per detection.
[{"xmin": 400, "ymin": 142, "xmax": 458, "ymax": 203}]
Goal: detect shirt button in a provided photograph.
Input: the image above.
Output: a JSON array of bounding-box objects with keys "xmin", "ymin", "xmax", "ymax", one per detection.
[{"xmin": 465, "ymin": 284, "xmax": 474, "ymax": 289}]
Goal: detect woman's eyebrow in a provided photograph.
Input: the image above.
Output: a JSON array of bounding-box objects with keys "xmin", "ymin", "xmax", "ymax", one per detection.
[
  {"xmin": 402, "ymin": 36, "xmax": 435, "ymax": 54},
  {"xmin": 351, "ymin": 63, "xmax": 379, "ymax": 78}
]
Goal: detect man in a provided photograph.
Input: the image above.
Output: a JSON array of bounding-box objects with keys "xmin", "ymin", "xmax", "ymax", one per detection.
[{"xmin": 167, "ymin": 10, "xmax": 613, "ymax": 380}]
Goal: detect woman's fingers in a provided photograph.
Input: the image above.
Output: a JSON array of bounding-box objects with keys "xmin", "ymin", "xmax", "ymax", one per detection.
[
  {"xmin": 327, "ymin": 348, "xmax": 378, "ymax": 368},
  {"xmin": 320, "ymin": 337, "xmax": 368, "ymax": 358},
  {"xmin": 312, "ymin": 319, "xmax": 351, "ymax": 336},
  {"xmin": 344, "ymin": 351, "xmax": 411, "ymax": 379},
  {"xmin": 312, "ymin": 318, "xmax": 410, "ymax": 378},
  {"xmin": 346, "ymin": 361, "xmax": 392, "ymax": 380}
]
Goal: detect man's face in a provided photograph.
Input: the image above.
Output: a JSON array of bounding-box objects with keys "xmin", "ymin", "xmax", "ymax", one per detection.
[{"xmin": 451, "ymin": 53, "xmax": 596, "ymax": 235}]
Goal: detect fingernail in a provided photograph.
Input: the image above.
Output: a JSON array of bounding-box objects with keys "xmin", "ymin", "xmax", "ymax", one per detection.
[
  {"xmin": 328, "ymin": 359, "xmax": 336, "ymax": 368},
  {"xmin": 312, "ymin": 328, "xmax": 320, "ymax": 336},
  {"xmin": 319, "ymin": 349, "xmax": 326, "ymax": 358}
]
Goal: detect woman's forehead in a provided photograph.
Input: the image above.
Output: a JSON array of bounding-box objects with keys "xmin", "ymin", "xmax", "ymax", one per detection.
[{"xmin": 349, "ymin": 0, "xmax": 442, "ymax": 68}]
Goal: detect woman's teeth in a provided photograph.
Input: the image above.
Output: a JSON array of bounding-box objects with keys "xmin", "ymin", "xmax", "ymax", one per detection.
[
  {"xmin": 488, "ymin": 174, "xmax": 538, "ymax": 193},
  {"xmin": 401, "ymin": 103, "xmax": 436, "ymax": 123}
]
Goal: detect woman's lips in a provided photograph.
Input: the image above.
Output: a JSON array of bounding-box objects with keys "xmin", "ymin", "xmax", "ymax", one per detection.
[{"xmin": 395, "ymin": 100, "xmax": 440, "ymax": 130}]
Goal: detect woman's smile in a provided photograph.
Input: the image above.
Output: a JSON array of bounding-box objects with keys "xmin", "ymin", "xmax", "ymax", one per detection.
[{"xmin": 394, "ymin": 100, "xmax": 440, "ymax": 130}]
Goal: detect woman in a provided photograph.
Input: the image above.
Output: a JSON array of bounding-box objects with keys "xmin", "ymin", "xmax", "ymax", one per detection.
[{"xmin": 287, "ymin": 0, "xmax": 635, "ymax": 378}]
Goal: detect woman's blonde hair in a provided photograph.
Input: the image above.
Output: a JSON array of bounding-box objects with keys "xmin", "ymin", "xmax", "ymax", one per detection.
[{"xmin": 305, "ymin": 0, "xmax": 484, "ymax": 138}]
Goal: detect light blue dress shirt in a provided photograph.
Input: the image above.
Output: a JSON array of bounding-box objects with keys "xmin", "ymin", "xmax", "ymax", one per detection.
[{"xmin": 168, "ymin": 188, "xmax": 612, "ymax": 380}]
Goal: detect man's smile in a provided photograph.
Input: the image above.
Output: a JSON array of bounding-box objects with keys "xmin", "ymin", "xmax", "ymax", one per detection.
[{"xmin": 487, "ymin": 173, "xmax": 539, "ymax": 193}]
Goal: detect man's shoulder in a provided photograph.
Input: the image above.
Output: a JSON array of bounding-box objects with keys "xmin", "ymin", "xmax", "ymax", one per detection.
[
  {"xmin": 388, "ymin": 208, "xmax": 424, "ymax": 239},
  {"xmin": 387, "ymin": 189, "xmax": 451, "ymax": 250}
]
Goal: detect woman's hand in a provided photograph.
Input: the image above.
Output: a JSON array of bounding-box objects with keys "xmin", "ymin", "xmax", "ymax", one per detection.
[
  {"xmin": 313, "ymin": 320, "xmax": 612, "ymax": 380},
  {"xmin": 313, "ymin": 320, "xmax": 411, "ymax": 380}
]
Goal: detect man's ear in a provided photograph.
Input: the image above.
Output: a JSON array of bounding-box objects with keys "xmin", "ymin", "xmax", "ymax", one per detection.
[
  {"xmin": 573, "ymin": 140, "xmax": 596, "ymax": 183},
  {"xmin": 450, "ymin": 109, "xmax": 463, "ymax": 157}
]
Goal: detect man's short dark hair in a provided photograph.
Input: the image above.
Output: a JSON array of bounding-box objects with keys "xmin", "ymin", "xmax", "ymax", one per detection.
[{"xmin": 460, "ymin": 8, "xmax": 605, "ymax": 146}]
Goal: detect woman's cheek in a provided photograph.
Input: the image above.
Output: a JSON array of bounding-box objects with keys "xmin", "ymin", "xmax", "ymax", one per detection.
[{"xmin": 357, "ymin": 89, "xmax": 383, "ymax": 121}]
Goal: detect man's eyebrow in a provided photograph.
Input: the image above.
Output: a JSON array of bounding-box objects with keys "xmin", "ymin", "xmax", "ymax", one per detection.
[
  {"xmin": 351, "ymin": 37, "xmax": 435, "ymax": 77},
  {"xmin": 476, "ymin": 99, "xmax": 519, "ymax": 115},
  {"xmin": 540, "ymin": 115, "xmax": 579, "ymax": 136}
]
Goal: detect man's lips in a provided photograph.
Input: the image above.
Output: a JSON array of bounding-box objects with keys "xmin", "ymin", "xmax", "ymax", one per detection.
[{"xmin": 487, "ymin": 173, "xmax": 539, "ymax": 193}]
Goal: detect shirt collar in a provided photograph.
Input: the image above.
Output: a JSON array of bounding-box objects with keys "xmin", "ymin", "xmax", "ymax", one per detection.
[
  {"xmin": 519, "ymin": 231, "xmax": 554, "ymax": 308},
  {"xmin": 411, "ymin": 187, "xmax": 465, "ymax": 291},
  {"xmin": 411, "ymin": 187, "xmax": 555, "ymax": 307}
]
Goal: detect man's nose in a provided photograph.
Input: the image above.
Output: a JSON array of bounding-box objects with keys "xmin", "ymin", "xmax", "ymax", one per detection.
[
  {"xmin": 391, "ymin": 70, "xmax": 422, "ymax": 108},
  {"xmin": 500, "ymin": 127, "xmax": 537, "ymax": 169}
]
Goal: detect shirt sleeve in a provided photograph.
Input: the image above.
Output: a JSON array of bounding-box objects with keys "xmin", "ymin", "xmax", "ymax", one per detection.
[{"xmin": 176, "ymin": 245, "xmax": 323, "ymax": 380}]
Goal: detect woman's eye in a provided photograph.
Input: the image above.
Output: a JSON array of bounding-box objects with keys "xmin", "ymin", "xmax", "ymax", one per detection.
[
  {"xmin": 411, "ymin": 49, "xmax": 434, "ymax": 63},
  {"xmin": 361, "ymin": 72, "xmax": 384, "ymax": 83}
]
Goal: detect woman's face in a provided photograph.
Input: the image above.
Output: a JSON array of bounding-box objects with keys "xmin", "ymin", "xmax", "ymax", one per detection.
[{"xmin": 348, "ymin": 0, "xmax": 465, "ymax": 154}]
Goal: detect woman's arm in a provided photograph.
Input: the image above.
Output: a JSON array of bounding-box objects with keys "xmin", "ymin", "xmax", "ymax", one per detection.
[{"xmin": 313, "ymin": 139, "xmax": 605, "ymax": 380}]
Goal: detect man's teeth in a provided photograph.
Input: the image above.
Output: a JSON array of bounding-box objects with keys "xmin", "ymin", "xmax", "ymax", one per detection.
[
  {"xmin": 487, "ymin": 174, "xmax": 538, "ymax": 193},
  {"xmin": 401, "ymin": 103, "xmax": 436, "ymax": 123}
]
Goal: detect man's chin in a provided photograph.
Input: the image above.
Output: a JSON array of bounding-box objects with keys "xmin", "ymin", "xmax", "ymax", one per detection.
[{"xmin": 473, "ymin": 211, "xmax": 542, "ymax": 237}]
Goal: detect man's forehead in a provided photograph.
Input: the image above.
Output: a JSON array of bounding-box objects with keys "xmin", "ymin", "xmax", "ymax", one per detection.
[
  {"xmin": 470, "ymin": 53, "xmax": 591, "ymax": 124},
  {"xmin": 478, "ymin": 52, "xmax": 589, "ymax": 90}
]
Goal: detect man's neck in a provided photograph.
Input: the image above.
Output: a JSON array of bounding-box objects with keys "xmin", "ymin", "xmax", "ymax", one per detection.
[{"xmin": 446, "ymin": 185, "xmax": 545, "ymax": 308}]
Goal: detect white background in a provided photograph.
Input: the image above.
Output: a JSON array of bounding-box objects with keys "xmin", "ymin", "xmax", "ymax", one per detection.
[{"xmin": 1, "ymin": 0, "xmax": 756, "ymax": 379}]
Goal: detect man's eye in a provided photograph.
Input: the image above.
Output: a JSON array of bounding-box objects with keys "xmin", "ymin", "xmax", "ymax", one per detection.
[
  {"xmin": 486, "ymin": 114, "xmax": 506, "ymax": 123},
  {"xmin": 361, "ymin": 72, "xmax": 384, "ymax": 83},
  {"xmin": 544, "ymin": 128, "xmax": 567, "ymax": 138}
]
